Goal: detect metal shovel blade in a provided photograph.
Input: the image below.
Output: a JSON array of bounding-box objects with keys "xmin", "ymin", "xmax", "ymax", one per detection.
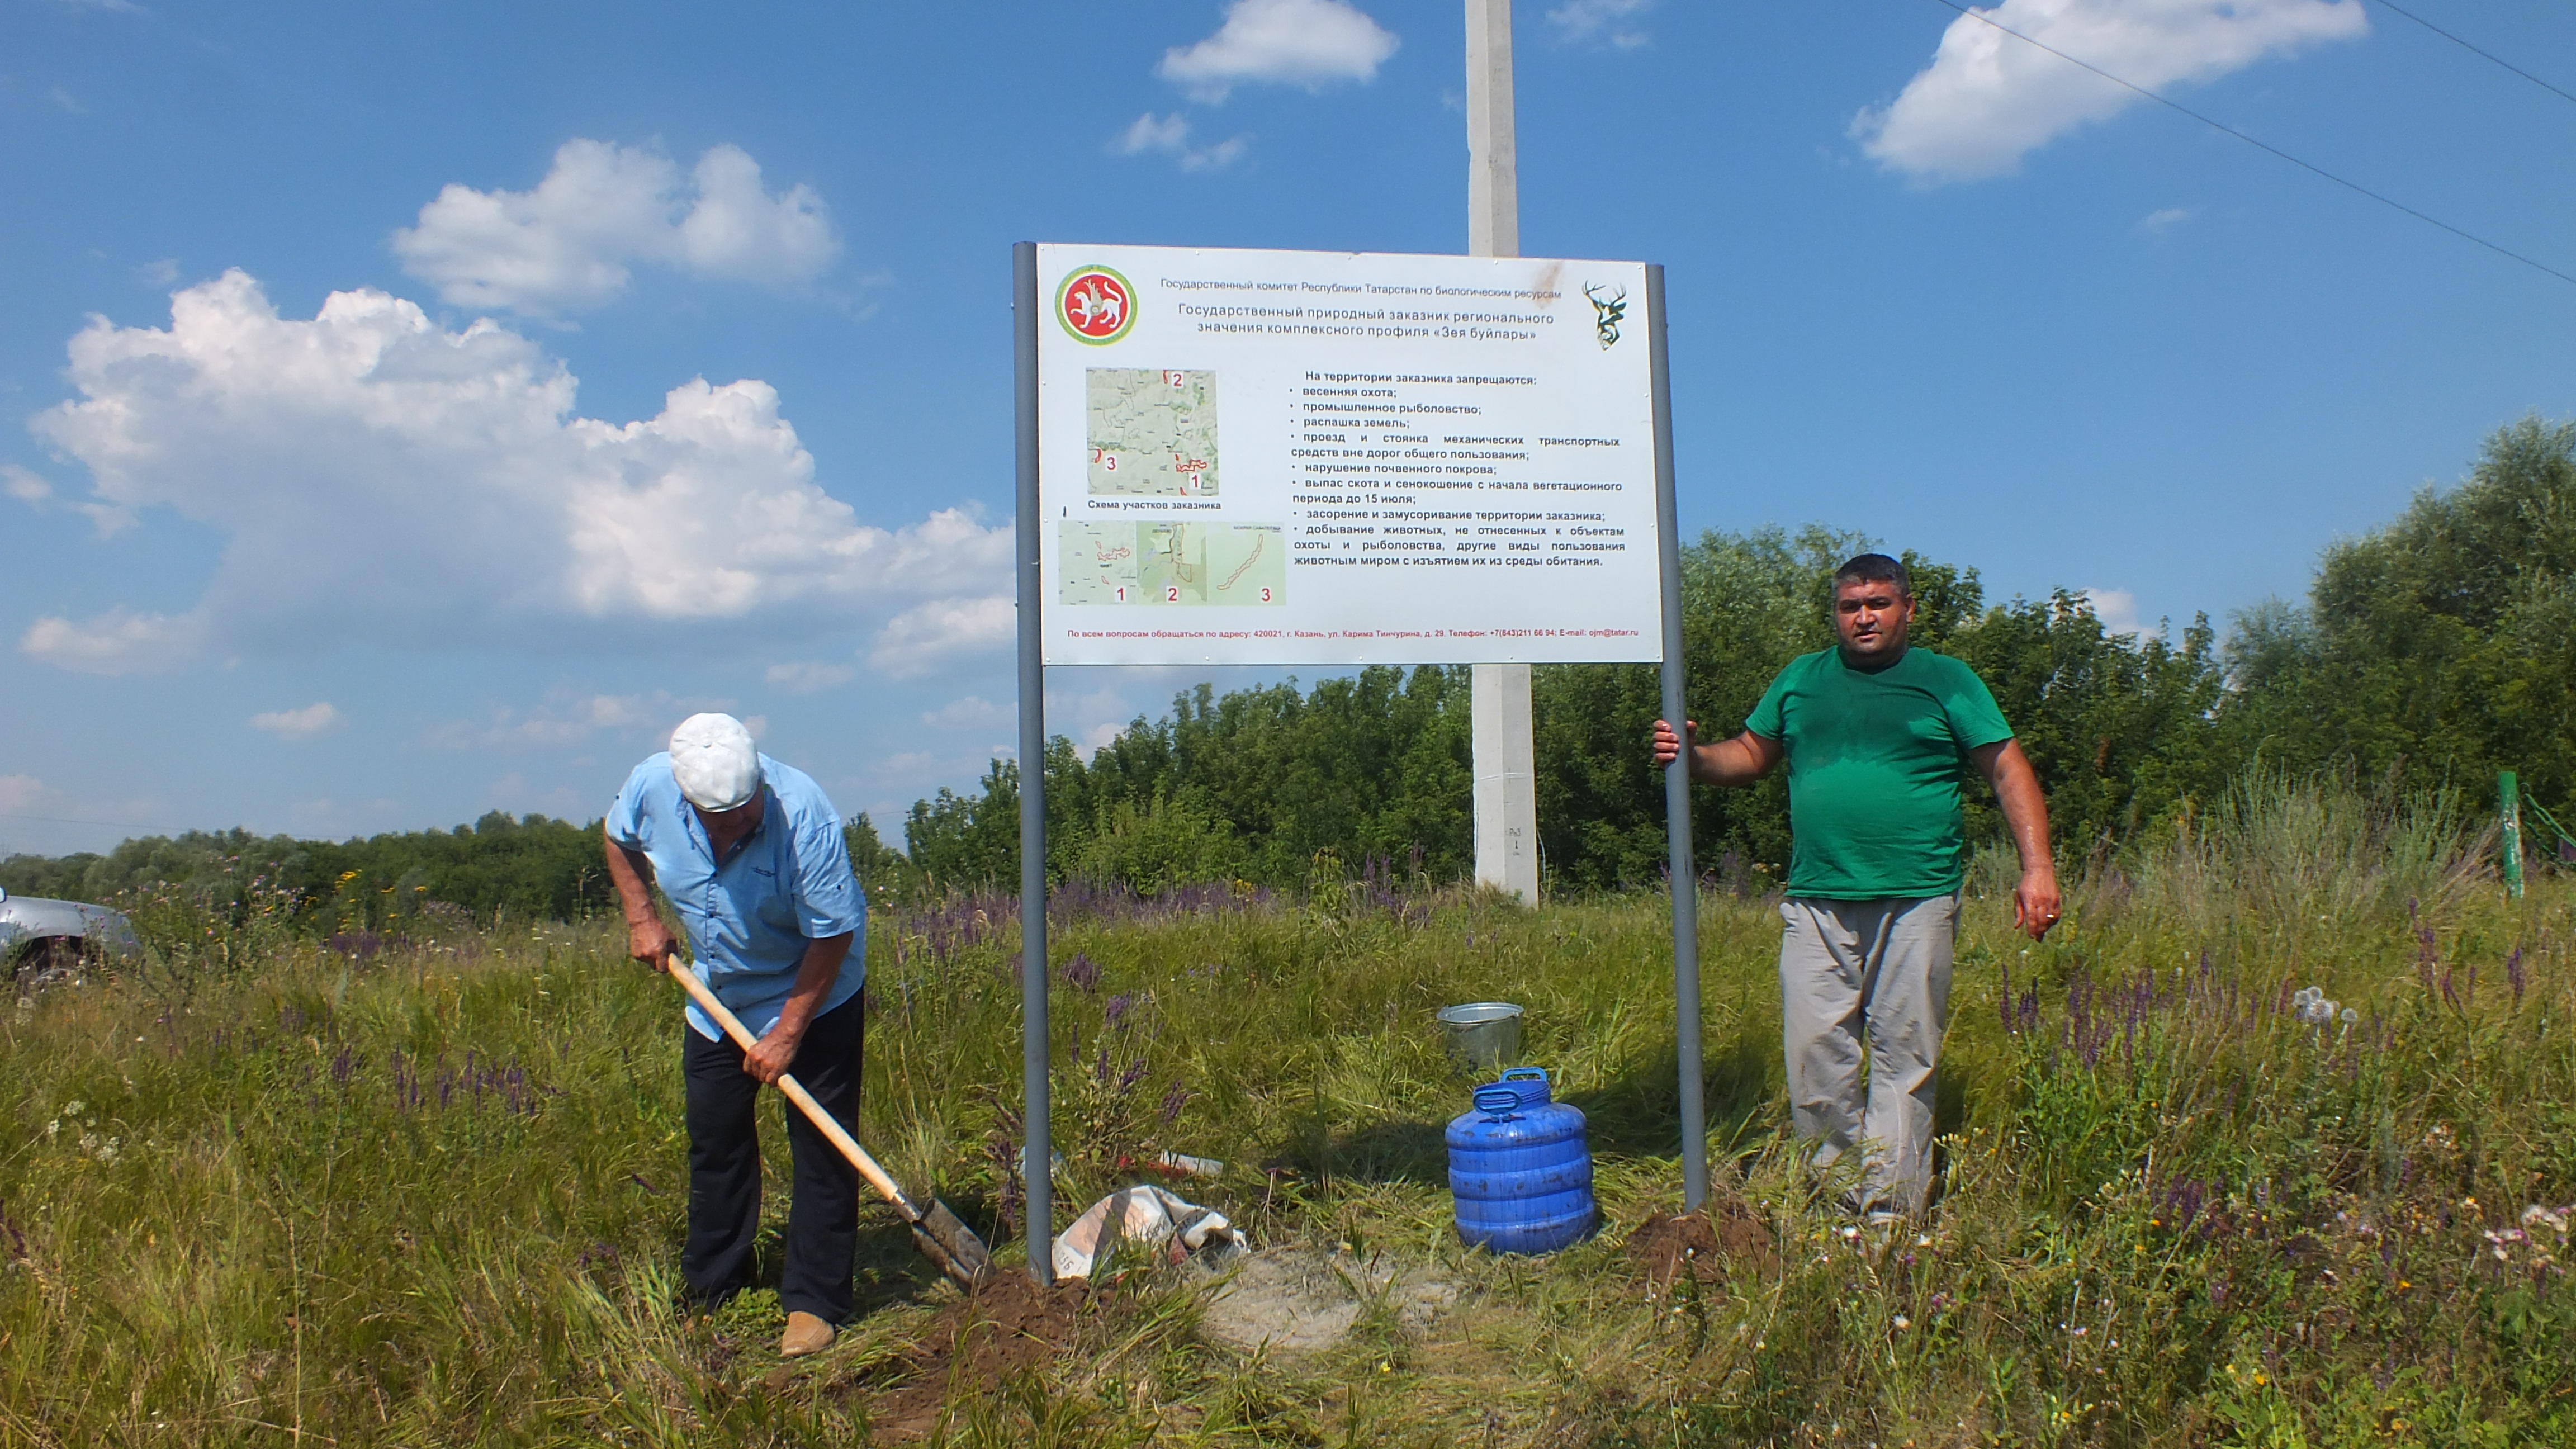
[{"xmin": 913, "ymin": 1197, "xmax": 994, "ymax": 1286}]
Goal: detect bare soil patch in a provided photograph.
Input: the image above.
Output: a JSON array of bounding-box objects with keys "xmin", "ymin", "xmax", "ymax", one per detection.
[
  {"xmin": 1625, "ymin": 1201, "xmax": 1774, "ymax": 1286},
  {"xmin": 849, "ymin": 1274, "xmax": 1096, "ymax": 1440},
  {"xmin": 1198, "ymin": 1247, "xmax": 1457, "ymax": 1356}
]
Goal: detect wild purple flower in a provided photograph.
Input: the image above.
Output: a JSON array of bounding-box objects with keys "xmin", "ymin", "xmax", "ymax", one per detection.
[
  {"xmin": 329, "ymin": 1046, "xmax": 356, "ymax": 1086},
  {"xmin": 1061, "ymin": 953, "xmax": 1102, "ymax": 994},
  {"xmin": 2507, "ymin": 948, "xmax": 2526, "ymax": 1007},
  {"xmin": 1104, "ymin": 993, "xmax": 1133, "ymax": 1029},
  {"xmin": 1117, "ymin": 1058, "xmax": 1149, "ymax": 1091},
  {"xmin": 1160, "ymin": 1081, "xmax": 1191, "ymax": 1124}
]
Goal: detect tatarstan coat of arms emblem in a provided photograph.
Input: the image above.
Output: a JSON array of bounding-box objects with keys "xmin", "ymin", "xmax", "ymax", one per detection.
[{"xmin": 1057, "ymin": 266, "xmax": 1135, "ymax": 345}]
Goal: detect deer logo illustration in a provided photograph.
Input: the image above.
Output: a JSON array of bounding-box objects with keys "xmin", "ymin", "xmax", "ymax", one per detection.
[{"xmin": 1584, "ymin": 282, "xmax": 1628, "ymax": 351}]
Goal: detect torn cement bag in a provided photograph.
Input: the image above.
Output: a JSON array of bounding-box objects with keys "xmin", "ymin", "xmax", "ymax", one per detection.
[{"xmin": 1052, "ymin": 1184, "xmax": 1248, "ymax": 1280}]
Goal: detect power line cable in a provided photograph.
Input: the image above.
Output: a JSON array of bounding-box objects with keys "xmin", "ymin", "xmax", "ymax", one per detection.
[
  {"xmin": 2372, "ymin": 0, "xmax": 2576, "ymax": 108},
  {"xmin": 0, "ymin": 810, "xmax": 218, "ymax": 835},
  {"xmin": 1921, "ymin": 0, "xmax": 2576, "ymax": 290}
]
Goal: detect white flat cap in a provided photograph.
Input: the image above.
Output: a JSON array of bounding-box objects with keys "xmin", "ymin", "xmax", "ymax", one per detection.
[{"xmin": 669, "ymin": 713, "xmax": 763, "ymax": 812}]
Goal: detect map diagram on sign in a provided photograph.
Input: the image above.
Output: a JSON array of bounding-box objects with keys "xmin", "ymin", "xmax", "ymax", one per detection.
[
  {"xmin": 1060, "ymin": 520, "xmax": 1284, "ymax": 606},
  {"xmin": 1087, "ymin": 368, "xmax": 1219, "ymax": 496}
]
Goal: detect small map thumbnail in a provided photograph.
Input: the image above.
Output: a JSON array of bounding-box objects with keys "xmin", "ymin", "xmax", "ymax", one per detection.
[
  {"xmin": 1060, "ymin": 520, "xmax": 1284, "ymax": 606},
  {"xmin": 1088, "ymin": 368, "xmax": 1218, "ymax": 496}
]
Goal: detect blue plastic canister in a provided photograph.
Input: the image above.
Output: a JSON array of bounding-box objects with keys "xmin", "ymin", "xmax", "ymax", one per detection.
[{"xmin": 1446, "ymin": 1068, "xmax": 1597, "ymax": 1254}]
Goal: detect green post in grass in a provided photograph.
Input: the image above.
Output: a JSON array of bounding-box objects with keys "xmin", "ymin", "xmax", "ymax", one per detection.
[{"xmin": 2501, "ymin": 770, "xmax": 2525, "ymax": 901}]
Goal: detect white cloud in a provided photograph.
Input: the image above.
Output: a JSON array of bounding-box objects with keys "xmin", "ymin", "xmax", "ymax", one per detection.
[
  {"xmin": 1549, "ymin": 0, "xmax": 1652, "ymax": 49},
  {"xmin": 392, "ymin": 139, "xmax": 839, "ymax": 314},
  {"xmin": 0, "ymin": 775, "xmax": 46, "ymax": 813},
  {"xmin": 766, "ymin": 660, "xmax": 856, "ymax": 693},
  {"xmin": 21, "ymin": 608, "xmax": 204, "ymax": 673},
  {"xmin": 3, "ymin": 465, "xmax": 53, "ymax": 505},
  {"xmin": 137, "ymin": 258, "xmax": 179, "ymax": 286},
  {"xmin": 0, "ymin": 773, "xmax": 172, "ymax": 843},
  {"xmin": 1159, "ymin": 0, "xmax": 1399, "ymax": 103},
  {"xmin": 250, "ymin": 701, "xmax": 343, "ymax": 738},
  {"xmin": 424, "ymin": 687, "xmax": 704, "ymax": 752},
  {"xmin": 6, "ymin": 463, "xmax": 138, "ymax": 537},
  {"xmin": 921, "ymin": 695, "xmax": 1008, "ymax": 730},
  {"xmin": 2081, "ymin": 587, "xmax": 2153, "ymax": 638},
  {"xmin": 20, "ymin": 271, "xmax": 1010, "ymax": 675},
  {"xmin": 1853, "ymin": 0, "xmax": 2367, "ymax": 184},
  {"xmin": 2139, "ymin": 205, "xmax": 2195, "ymax": 234},
  {"xmin": 867, "ymin": 595, "xmax": 1014, "ymax": 679},
  {"xmin": 1111, "ymin": 112, "xmax": 1252, "ymax": 172},
  {"xmin": 49, "ymin": 86, "xmax": 88, "ymax": 115}
]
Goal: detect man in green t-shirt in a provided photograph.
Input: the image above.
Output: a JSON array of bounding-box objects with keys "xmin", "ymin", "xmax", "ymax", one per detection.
[{"xmin": 1651, "ymin": 553, "xmax": 2059, "ymax": 1220}]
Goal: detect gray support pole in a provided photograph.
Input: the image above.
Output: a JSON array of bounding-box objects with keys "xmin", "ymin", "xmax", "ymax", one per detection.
[
  {"xmin": 1466, "ymin": 0, "xmax": 1519, "ymax": 259},
  {"xmin": 1646, "ymin": 264, "xmax": 1706, "ymax": 1210},
  {"xmin": 1011, "ymin": 241, "xmax": 1053, "ymax": 1282},
  {"xmin": 1466, "ymin": 0, "xmax": 1538, "ymax": 903}
]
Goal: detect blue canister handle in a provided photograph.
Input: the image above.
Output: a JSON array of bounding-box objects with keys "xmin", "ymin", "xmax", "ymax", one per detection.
[
  {"xmin": 1500, "ymin": 1067, "xmax": 1549, "ymax": 1098},
  {"xmin": 1473, "ymin": 1085, "xmax": 1524, "ymax": 1118}
]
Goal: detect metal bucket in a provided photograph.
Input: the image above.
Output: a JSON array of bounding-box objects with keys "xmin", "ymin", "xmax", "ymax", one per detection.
[{"xmin": 1437, "ymin": 1001, "xmax": 1524, "ymax": 1074}]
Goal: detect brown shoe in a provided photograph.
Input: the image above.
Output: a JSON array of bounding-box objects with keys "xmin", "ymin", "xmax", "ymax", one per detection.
[{"xmin": 779, "ymin": 1310, "xmax": 834, "ymax": 1358}]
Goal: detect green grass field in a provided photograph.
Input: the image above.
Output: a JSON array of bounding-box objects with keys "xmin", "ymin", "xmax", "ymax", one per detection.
[{"xmin": 4, "ymin": 776, "xmax": 2574, "ymax": 1446}]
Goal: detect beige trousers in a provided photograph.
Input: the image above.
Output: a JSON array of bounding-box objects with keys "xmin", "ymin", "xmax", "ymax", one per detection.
[{"xmin": 1777, "ymin": 893, "xmax": 1957, "ymax": 1217}]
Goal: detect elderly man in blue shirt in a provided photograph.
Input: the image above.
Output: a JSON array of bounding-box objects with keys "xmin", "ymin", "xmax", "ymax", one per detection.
[{"xmin": 603, "ymin": 713, "xmax": 867, "ymax": 1360}]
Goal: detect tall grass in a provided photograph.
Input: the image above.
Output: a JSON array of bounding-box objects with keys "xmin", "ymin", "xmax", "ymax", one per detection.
[{"xmin": 3, "ymin": 773, "xmax": 2572, "ymax": 1445}]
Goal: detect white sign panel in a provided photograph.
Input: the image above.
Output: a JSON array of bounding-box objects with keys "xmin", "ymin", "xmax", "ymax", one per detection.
[{"xmin": 1035, "ymin": 243, "xmax": 1661, "ymax": 666}]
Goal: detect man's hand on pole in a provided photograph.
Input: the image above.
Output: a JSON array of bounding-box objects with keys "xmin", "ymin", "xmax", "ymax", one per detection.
[
  {"xmin": 1651, "ymin": 719, "xmax": 1783, "ymax": 788},
  {"xmin": 1651, "ymin": 718, "xmax": 1694, "ymax": 769}
]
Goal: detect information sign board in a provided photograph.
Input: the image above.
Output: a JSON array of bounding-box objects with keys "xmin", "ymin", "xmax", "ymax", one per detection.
[{"xmin": 1035, "ymin": 244, "xmax": 1661, "ymax": 665}]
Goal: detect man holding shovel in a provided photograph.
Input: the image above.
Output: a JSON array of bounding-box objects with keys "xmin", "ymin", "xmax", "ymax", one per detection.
[
  {"xmin": 1652, "ymin": 554, "xmax": 2058, "ymax": 1224},
  {"xmin": 604, "ymin": 713, "xmax": 866, "ymax": 1358}
]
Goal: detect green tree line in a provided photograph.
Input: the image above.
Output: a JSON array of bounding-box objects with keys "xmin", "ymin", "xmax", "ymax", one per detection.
[
  {"xmin": 896, "ymin": 415, "xmax": 2574, "ymax": 893},
  {"xmin": 8, "ymin": 416, "xmax": 2570, "ymax": 920}
]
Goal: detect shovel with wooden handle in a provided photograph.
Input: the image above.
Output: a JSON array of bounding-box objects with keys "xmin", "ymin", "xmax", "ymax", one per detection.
[{"xmin": 664, "ymin": 954, "xmax": 992, "ymax": 1290}]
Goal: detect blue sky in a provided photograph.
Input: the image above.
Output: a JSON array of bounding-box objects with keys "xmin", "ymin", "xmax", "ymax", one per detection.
[{"xmin": 4, "ymin": 0, "xmax": 2572, "ymax": 856}]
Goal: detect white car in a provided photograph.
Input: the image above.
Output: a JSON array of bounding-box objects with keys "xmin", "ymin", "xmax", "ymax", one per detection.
[{"xmin": 0, "ymin": 886, "xmax": 141, "ymax": 983}]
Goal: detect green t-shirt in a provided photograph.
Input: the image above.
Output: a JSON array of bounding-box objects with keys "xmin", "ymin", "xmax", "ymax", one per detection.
[{"xmin": 1742, "ymin": 646, "xmax": 2014, "ymax": 900}]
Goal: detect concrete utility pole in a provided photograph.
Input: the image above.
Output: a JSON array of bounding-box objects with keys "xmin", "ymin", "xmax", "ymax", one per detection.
[{"xmin": 1466, "ymin": 0, "xmax": 1540, "ymax": 903}]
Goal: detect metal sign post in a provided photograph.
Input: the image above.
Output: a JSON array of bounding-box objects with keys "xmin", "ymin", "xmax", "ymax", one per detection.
[
  {"xmin": 1011, "ymin": 240, "xmax": 1053, "ymax": 1282},
  {"xmin": 1646, "ymin": 265, "xmax": 1706, "ymax": 1210}
]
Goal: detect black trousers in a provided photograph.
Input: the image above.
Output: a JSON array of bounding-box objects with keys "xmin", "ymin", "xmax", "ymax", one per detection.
[{"xmin": 681, "ymin": 992, "xmax": 864, "ymax": 1322}]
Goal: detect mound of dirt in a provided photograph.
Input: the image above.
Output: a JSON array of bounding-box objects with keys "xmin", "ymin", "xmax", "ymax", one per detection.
[
  {"xmin": 859, "ymin": 1274, "xmax": 1095, "ymax": 1440},
  {"xmin": 1625, "ymin": 1202, "xmax": 1774, "ymax": 1286}
]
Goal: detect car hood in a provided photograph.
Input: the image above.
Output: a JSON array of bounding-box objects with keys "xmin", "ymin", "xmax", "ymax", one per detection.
[{"xmin": 0, "ymin": 896, "xmax": 141, "ymax": 956}]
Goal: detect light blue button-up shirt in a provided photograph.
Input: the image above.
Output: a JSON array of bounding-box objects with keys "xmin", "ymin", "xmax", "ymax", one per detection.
[{"xmin": 607, "ymin": 752, "xmax": 866, "ymax": 1042}]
